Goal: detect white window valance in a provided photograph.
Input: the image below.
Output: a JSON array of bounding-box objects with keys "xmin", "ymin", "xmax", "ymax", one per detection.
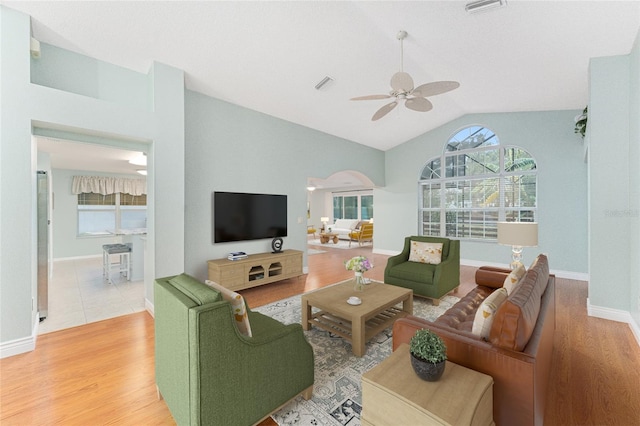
[{"xmin": 72, "ymin": 176, "xmax": 147, "ymax": 196}]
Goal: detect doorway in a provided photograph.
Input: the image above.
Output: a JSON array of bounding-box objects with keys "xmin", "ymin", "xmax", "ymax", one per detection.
[{"xmin": 36, "ymin": 136, "xmax": 149, "ymax": 334}]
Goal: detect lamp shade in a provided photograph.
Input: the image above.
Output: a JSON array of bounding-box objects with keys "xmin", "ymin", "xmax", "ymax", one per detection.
[
  {"xmin": 320, "ymin": 217, "xmax": 329, "ymax": 223},
  {"xmin": 497, "ymin": 222, "xmax": 538, "ymax": 247}
]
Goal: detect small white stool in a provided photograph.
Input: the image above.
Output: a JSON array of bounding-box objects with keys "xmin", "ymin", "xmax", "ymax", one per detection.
[{"xmin": 102, "ymin": 243, "xmax": 131, "ymax": 283}]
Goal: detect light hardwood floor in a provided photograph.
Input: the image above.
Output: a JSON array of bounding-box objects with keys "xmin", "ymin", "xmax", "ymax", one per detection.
[{"xmin": 2, "ymin": 244, "xmax": 639, "ymax": 425}]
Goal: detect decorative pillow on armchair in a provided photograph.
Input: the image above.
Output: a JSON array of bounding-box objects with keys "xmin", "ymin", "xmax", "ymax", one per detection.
[
  {"xmin": 472, "ymin": 288, "xmax": 508, "ymax": 339},
  {"xmin": 205, "ymin": 280, "xmax": 252, "ymax": 337},
  {"xmin": 408, "ymin": 241, "xmax": 443, "ymax": 265}
]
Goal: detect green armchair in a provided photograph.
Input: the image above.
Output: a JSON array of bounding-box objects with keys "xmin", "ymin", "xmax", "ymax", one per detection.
[
  {"xmin": 154, "ymin": 273, "xmax": 314, "ymax": 426},
  {"xmin": 384, "ymin": 236, "xmax": 460, "ymax": 306}
]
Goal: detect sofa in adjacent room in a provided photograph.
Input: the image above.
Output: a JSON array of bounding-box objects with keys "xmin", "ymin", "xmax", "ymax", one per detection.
[
  {"xmin": 154, "ymin": 273, "xmax": 314, "ymax": 426},
  {"xmin": 392, "ymin": 254, "xmax": 555, "ymax": 426},
  {"xmin": 384, "ymin": 236, "xmax": 460, "ymax": 305},
  {"xmin": 326, "ymin": 219, "xmax": 360, "ymax": 240}
]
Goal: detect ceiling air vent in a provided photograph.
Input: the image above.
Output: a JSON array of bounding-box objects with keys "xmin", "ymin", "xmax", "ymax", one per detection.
[{"xmin": 465, "ymin": 0, "xmax": 507, "ymax": 14}]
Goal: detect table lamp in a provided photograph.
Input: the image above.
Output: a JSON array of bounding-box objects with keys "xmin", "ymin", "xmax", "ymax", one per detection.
[
  {"xmin": 321, "ymin": 217, "xmax": 329, "ymax": 231},
  {"xmin": 497, "ymin": 222, "xmax": 538, "ymax": 269}
]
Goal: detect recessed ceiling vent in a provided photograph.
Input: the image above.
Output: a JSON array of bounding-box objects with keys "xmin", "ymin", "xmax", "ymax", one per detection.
[{"xmin": 465, "ymin": 0, "xmax": 507, "ymax": 14}]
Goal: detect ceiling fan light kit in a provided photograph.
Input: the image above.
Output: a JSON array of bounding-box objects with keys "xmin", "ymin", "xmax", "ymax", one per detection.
[
  {"xmin": 465, "ymin": 0, "xmax": 507, "ymax": 14},
  {"xmin": 351, "ymin": 30, "xmax": 460, "ymax": 121}
]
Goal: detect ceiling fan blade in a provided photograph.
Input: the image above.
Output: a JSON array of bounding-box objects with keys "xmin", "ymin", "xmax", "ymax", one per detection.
[
  {"xmin": 390, "ymin": 72, "xmax": 414, "ymax": 92},
  {"xmin": 350, "ymin": 94, "xmax": 392, "ymax": 101},
  {"xmin": 405, "ymin": 97, "xmax": 433, "ymax": 112},
  {"xmin": 371, "ymin": 101, "xmax": 398, "ymax": 121},
  {"xmin": 412, "ymin": 81, "xmax": 460, "ymax": 97}
]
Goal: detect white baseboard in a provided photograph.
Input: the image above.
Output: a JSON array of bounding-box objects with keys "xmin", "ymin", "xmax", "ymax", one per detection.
[
  {"xmin": 0, "ymin": 312, "xmax": 39, "ymax": 359},
  {"xmin": 587, "ymin": 299, "xmax": 640, "ymax": 348},
  {"xmin": 372, "ymin": 248, "xmax": 399, "ymax": 256},
  {"xmin": 145, "ymin": 298, "xmax": 154, "ymax": 318}
]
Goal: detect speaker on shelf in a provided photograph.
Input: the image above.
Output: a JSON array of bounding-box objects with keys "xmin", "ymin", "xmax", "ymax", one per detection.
[{"xmin": 271, "ymin": 237, "xmax": 283, "ymax": 253}]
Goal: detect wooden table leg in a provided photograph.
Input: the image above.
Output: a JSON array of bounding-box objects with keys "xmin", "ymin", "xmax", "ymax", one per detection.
[
  {"xmin": 403, "ymin": 294, "xmax": 414, "ymax": 315},
  {"xmin": 301, "ymin": 297, "xmax": 311, "ymax": 331},
  {"xmin": 352, "ymin": 316, "xmax": 366, "ymax": 357},
  {"xmin": 332, "ymin": 235, "xmax": 339, "ymax": 244}
]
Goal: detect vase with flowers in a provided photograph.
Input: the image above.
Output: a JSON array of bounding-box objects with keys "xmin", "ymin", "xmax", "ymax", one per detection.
[{"xmin": 344, "ymin": 256, "xmax": 372, "ymax": 291}]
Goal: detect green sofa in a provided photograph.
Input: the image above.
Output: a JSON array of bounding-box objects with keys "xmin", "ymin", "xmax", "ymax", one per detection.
[
  {"xmin": 154, "ymin": 273, "xmax": 314, "ymax": 426},
  {"xmin": 384, "ymin": 236, "xmax": 460, "ymax": 305}
]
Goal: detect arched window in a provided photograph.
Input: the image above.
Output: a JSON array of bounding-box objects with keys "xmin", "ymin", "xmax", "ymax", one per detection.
[{"xmin": 418, "ymin": 125, "xmax": 537, "ymax": 240}]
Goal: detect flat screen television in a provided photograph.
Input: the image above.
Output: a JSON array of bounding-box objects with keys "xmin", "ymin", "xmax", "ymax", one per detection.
[{"xmin": 213, "ymin": 191, "xmax": 287, "ymax": 243}]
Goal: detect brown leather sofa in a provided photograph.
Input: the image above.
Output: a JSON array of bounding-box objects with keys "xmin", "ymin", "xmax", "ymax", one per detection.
[{"xmin": 392, "ymin": 254, "xmax": 555, "ymax": 426}]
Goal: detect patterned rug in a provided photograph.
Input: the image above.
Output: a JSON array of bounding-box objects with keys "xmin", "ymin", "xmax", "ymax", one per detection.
[{"xmin": 253, "ymin": 285, "xmax": 459, "ymax": 426}]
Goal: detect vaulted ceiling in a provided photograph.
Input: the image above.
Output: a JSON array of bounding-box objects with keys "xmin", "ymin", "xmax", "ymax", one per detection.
[{"xmin": 5, "ymin": 1, "xmax": 640, "ymax": 155}]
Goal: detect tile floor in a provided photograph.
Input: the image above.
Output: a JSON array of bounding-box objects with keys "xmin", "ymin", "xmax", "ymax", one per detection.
[{"xmin": 38, "ymin": 256, "xmax": 145, "ymax": 335}]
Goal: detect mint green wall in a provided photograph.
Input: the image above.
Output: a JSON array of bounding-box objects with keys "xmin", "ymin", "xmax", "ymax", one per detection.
[
  {"xmin": 378, "ymin": 111, "xmax": 588, "ymax": 274},
  {"xmin": 183, "ymin": 91, "xmax": 385, "ymax": 280},
  {"xmin": 588, "ymin": 28, "xmax": 640, "ymax": 325},
  {"xmin": 588, "ymin": 55, "xmax": 632, "ymax": 312},
  {"xmin": 630, "ymin": 30, "xmax": 640, "ymax": 326},
  {"xmin": 0, "ymin": 6, "xmax": 184, "ymax": 355},
  {"xmin": 31, "ymin": 43, "xmax": 150, "ymax": 110}
]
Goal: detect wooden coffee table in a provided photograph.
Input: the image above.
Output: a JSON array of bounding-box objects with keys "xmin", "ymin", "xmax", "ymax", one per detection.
[
  {"xmin": 301, "ymin": 280, "xmax": 413, "ymax": 357},
  {"xmin": 319, "ymin": 232, "xmax": 339, "ymax": 244}
]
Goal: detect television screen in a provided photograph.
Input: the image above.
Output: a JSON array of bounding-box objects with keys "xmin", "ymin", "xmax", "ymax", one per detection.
[{"xmin": 213, "ymin": 191, "xmax": 287, "ymax": 243}]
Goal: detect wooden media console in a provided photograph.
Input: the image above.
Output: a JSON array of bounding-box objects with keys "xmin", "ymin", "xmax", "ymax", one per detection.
[{"xmin": 207, "ymin": 249, "xmax": 303, "ymax": 291}]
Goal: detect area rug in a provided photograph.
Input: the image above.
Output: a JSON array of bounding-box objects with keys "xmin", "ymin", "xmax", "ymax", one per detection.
[
  {"xmin": 307, "ymin": 238, "xmax": 370, "ymax": 250},
  {"xmin": 253, "ymin": 287, "xmax": 459, "ymax": 426},
  {"xmin": 308, "ymin": 248, "xmax": 327, "ymax": 256}
]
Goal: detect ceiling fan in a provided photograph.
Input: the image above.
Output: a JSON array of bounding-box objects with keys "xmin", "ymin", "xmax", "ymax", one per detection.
[{"xmin": 351, "ymin": 30, "xmax": 460, "ymax": 121}]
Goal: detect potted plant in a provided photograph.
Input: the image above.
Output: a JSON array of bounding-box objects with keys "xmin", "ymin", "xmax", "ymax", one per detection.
[{"xmin": 409, "ymin": 329, "xmax": 447, "ymax": 381}]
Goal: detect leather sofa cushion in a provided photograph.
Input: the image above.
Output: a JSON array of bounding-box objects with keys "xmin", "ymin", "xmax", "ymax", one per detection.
[
  {"xmin": 386, "ymin": 261, "xmax": 435, "ymax": 284},
  {"xmin": 434, "ymin": 285, "xmax": 493, "ymax": 333},
  {"xmin": 169, "ymin": 273, "xmax": 222, "ymax": 306},
  {"xmin": 489, "ymin": 255, "xmax": 549, "ymax": 351}
]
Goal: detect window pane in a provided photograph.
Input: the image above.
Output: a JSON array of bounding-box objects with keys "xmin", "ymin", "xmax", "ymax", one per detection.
[
  {"xmin": 343, "ymin": 196, "xmax": 357, "ymax": 219},
  {"xmin": 505, "ymin": 210, "xmax": 535, "ymax": 222},
  {"xmin": 421, "ymin": 183, "xmax": 441, "ymax": 208},
  {"xmin": 445, "ymin": 181, "xmax": 471, "ymax": 208},
  {"xmin": 78, "ymin": 210, "xmax": 116, "ymax": 235},
  {"xmin": 505, "ymin": 147, "xmax": 536, "ymax": 171},
  {"xmin": 120, "ymin": 193, "xmax": 147, "ymax": 206},
  {"xmin": 333, "ymin": 196, "xmax": 343, "ymax": 219},
  {"xmin": 78, "ymin": 192, "xmax": 116, "ymax": 205},
  {"xmin": 504, "ymin": 175, "xmax": 536, "ymax": 208},
  {"xmin": 361, "ymin": 195, "xmax": 373, "ymax": 220},
  {"xmin": 420, "ymin": 158, "xmax": 441, "ymax": 180},
  {"xmin": 446, "ymin": 126, "xmax": 498, "ymax": 152},
  {"xmin": 471, "ymin": 178, "xmax": 499, "ymax": 208},
  {"xmin": 420, "ymin": 211, "xmax": 441, "ymax": 236},
  {"xmin": 121, "ymin": 206, "xmax": 147, "ymax": 229}
]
